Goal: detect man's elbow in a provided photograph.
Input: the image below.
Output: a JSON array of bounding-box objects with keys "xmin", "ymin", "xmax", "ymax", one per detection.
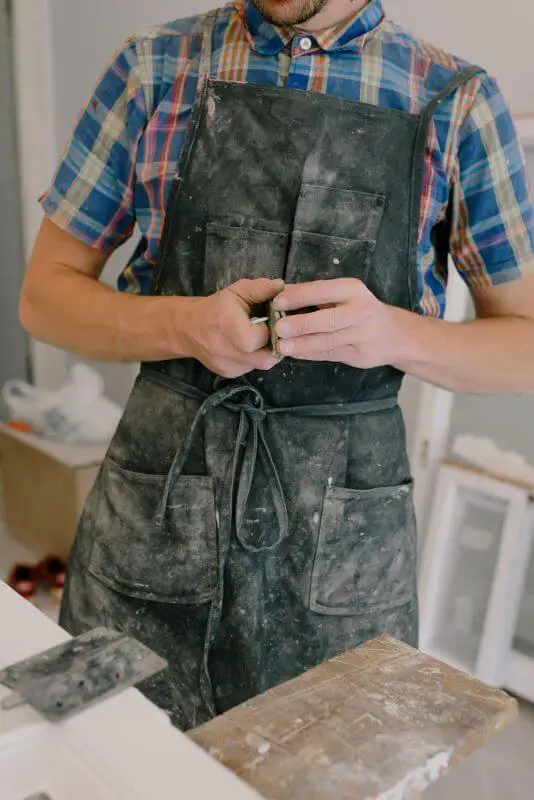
[{"xmin": 19, "ymin": 275, "xmax": 45, "ymax": 340}]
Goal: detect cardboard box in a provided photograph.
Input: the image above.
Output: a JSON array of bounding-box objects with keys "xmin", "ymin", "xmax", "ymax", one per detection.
[{"xmin": 0, "ymin": 425, "xmax": 108, "ymax": 559}]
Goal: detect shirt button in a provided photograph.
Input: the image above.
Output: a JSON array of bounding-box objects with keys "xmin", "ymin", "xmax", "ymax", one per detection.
[{"xmin": 299, "ymin": 37, "xmax": 313, "ymax": 52}]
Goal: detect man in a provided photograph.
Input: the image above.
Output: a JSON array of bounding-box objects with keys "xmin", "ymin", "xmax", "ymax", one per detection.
[{"xmin": 20, "ymin": 0, "xmax": 534, "ymax": 731}]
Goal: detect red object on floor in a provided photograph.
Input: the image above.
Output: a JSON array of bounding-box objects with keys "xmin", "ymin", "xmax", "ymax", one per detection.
[
  {"xmin": 7, "ymin": 420, "xmax": 33, "ymax": 433},
  {"xmin": 38, "ymin": 556, "xmax": 66, "ymax": 591},
  {"xmin": 8, "ymin": 564, "xmax": 38, "ymax": 600}
]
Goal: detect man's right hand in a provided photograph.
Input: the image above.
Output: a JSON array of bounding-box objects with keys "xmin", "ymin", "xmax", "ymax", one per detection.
[
  {"xmin": 20, "ymin": 220, "xmax": 285, "ymax": 370},
  {"xmin": 183, "ymin": 278, "xmax": 285, "ymax": 378}
]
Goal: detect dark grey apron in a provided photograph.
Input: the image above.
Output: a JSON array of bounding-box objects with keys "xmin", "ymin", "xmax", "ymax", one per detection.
[{"xmin": 60, "ymin": 11, "xmax": 483, "ymax": 731}]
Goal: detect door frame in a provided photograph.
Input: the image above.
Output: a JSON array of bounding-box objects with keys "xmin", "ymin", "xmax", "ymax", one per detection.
[
  {"xmin": 0, "ymin": 0, "xmax": 29, "ymax": 385},
  {"xmin": 11, "ymin": 0, "xmax": 68, "ymax": 390}
]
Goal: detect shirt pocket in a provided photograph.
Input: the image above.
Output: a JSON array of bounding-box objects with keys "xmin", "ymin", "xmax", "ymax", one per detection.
[
  {"xmin": 286, "ymin": 185, "xmax": 386, "ymax": 283},
  {"xmin": 88, "ymin": 459, "xmax": 218, "ymax": 605},
  {"xmin": 204, "ymin": 221, "xmax": 289, "ymax": 295},
  {"xmin": 309, "ymin": 481, "xmax": 416, "ymax": 617}
]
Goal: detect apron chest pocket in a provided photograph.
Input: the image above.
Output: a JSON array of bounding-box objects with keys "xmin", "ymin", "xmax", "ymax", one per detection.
[
  {"xmin": 309, "ymin": 482, "xmax": 416, "ymax": 617},
  {"xmin": 204, "ymin": 222, "xmax": 289, "ymax": 294},
  {"xmin": 88, "ymin": 459, "xmax": 218, "ymax": 604},
  {"xmin": 285, "ymin": 185, "xmax": 386, "ymax": 283}
]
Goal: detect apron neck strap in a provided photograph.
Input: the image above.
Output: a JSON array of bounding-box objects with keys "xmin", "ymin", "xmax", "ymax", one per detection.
[
  {"xmin": 420, "ymin": 65, "xmax": 486, "ymax": 127},
  {"xmin": 407, "ymin": 65, "xmax": 486, "ymax": 310},
  {"xmin": 198, "ymin": 9, "xmax": 219, "ymax": 90}
]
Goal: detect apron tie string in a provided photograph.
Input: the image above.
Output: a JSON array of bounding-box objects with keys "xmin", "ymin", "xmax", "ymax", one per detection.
[
  {"xmin": 155, "ymin": 380, "xmax": 289, "ymax": 552},
  {"xmin": 148, "ymin": 368, "xmax": 398, "ymax": 553}
]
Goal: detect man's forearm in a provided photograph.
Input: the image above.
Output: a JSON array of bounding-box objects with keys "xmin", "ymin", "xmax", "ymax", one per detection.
[
  {"xmin": 20, "ymin": 262, "xmax": 196, "ymax": 363},
  {"xmin": 391, "ymin": 308, "xmax": 534, "ymax": 394}
]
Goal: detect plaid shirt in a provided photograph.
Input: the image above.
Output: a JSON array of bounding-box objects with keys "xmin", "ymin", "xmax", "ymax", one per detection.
[{"xmin": 41, "ymin": 0, "xmax": 534, "ymax": 317}]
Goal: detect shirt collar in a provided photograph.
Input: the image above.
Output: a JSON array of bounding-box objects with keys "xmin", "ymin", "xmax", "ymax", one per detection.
[{"xmin": 242, "ymin": 0, "xmax": 384, "ymax": 55}]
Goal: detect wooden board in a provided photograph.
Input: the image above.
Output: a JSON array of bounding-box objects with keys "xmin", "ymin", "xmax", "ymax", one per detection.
[
  {"xmin": 441, "ymin": 458, "xmax": 534, "ymax": 496},
  {"xmin": 190, "ymin": 636, "xmax": 518, "ymax": 800}
]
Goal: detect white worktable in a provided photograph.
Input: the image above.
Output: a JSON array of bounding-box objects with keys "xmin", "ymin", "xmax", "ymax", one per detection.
[{"xmin": 0, "ymin": 581, "xmax": 260, "ymax": 799}]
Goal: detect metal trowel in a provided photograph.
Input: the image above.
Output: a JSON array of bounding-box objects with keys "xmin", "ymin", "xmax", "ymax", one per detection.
[
  {"xmin": 250, "ymin": 300, "xmax": 286, "ymax": 358},
  {"xmin": 268, "ymin": 300, "xmax": 286, "ymax": 358}
]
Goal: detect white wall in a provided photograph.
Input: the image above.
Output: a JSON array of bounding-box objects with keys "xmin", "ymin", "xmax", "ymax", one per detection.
[
  {"xmin": 50, "ymin": 0, "xmax": 217, "ymax": 152},
  {"xmin": 386, "ymin": 0, "xmax": 534, "ymax": 114}
]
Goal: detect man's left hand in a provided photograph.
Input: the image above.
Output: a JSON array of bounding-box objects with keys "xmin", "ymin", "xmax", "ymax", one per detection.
[{"xmin": 273, "ymin": 279, "xmax": 402, "ymax": 368}]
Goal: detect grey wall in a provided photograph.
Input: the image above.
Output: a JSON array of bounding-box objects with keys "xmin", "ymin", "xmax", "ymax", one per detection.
[
  {"xmin": 386, "ymin": 0, "xmax": 534, "ymax": 114},
  {"xmin": 0, "ymin": 0, "xmax": 27, "ymax": 393},
  {"xmin": 50, "ymin": 0, "xmax": 218, "ymax": 150},
  {"xmin": 447, "ymin": 395, "xmax": 534, "ymax": 463}
]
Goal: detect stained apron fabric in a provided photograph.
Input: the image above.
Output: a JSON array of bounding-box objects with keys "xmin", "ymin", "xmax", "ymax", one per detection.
[{"xmin": 60, "ymin": 11, "xmax": 483, "ymax": 731}]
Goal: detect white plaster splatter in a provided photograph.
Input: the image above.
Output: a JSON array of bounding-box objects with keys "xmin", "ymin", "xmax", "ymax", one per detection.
[
  {"xmin": 382, "ymin": 699, "xmax": 402, "ymax": 717},
  {"xmin": 378, "ymin": 749, "xmax": 453, "ymax": 800}
]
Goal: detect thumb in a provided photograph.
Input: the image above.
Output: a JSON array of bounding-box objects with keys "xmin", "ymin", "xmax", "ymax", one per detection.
[{"xmin": 229, "ymin": 278, "xmax": 285, "ymax": 309}]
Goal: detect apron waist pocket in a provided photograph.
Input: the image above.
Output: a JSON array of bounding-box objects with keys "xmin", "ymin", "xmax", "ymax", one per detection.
[
  {"xmin": 88, "ymin": 459, "xmax": 218, "ymax": 604},
  {"xmin": 309, "ymin": 481, "xmax": 416, "ymax": 617}
]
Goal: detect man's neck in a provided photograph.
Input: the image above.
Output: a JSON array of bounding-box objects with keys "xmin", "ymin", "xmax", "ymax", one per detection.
[{"xmin": 296, "ymin": 0, "xmax": 369, "ymax": 33}]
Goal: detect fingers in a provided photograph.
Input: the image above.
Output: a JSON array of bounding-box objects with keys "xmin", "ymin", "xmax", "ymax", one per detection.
[
  {"xmin": 273, "ymin": 279, "xmax": 359, "ymax": 312},
  {"xmin": 279, "ymin": 344, "xmax": 354, "ymax": 363},
  {"xmin": 226, "ymin": 278, "xmax": 283, "ymax": 353},
  {"xmin": 215, "ymin": 348, "xmax": 279, "ymax": 378},
  {"xmin": 254, "ymin": 350, "xmax": 281, "ymax": 371},
  {"xmin": 229, "ymin": 314, "xmax": 271, "ymax": 353},
  {"xmin": 276, "ymin": 306, "xmax": 355, "ymax": 338},
  {"xmin": 191, "ymin": 286, "xmax": 282, "ymax": 377},
  {"xmin": 243, "ymin": 345, "xmax": 280, "ymax": 371},
  {"xmin": 229, "ymin": 278, "xmax": 285, "ymax": 308},
  {"xmin": 277, "ymin": 329, "xmax": 354, "ymax": 358}
]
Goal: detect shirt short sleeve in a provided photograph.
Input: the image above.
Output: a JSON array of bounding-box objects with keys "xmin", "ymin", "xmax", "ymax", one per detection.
[
  {"xmin": 40, "ymin": 39, "xmax": 148, "ymax": 253},
  {"xmin": 450, "ymin": 75, "xmax": 534, "ymax": 289}
]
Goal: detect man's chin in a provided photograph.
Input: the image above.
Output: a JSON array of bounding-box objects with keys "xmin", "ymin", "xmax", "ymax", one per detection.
[{"xmin": 251, "ymin": 0, "xmax": 327, "ymax": 27}]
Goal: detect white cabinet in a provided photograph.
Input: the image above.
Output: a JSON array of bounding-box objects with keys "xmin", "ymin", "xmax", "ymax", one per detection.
[
  {"xmin": 0, "ymin": 582, "xmax": 260, "ymax": 800},
  {"xmin": 506, "ymin": 527, "xmax": 534, "ymax": 703},
  {"xmin": 420, "ymin": 463, "xmax": 534, "ymax": 701}
]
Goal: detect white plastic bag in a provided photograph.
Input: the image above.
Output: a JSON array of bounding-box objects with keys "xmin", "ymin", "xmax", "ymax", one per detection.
[{"xmin": 2, "ymin": 364, "xmax": 123, "ymax": 444}]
